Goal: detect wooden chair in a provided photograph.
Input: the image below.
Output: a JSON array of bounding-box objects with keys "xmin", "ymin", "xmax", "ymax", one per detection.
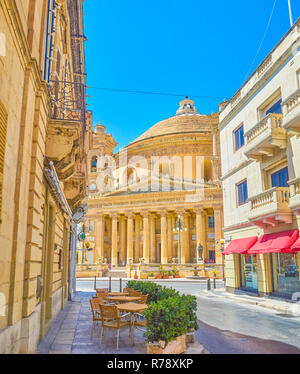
[
  {"xmin": 99, "ymin": 304, "xmax": 131, "ymax": 350},
  {"xmin": 139, "ymin": 294, "xmax": 148, "ymax": 304},
  {"xmin": 128, "ymin": 289, "xmax": 142, "ymax": 297},
  {"xmin": 96, "ymin": 288, "xmax": 109, "ymax": 293},
  {"xmin": 90, "ymin": 298, "xmax": 103, "ymax": 338}
]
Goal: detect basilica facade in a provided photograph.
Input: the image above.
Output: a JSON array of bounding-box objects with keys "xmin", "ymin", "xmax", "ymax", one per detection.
[{"xmin": 85, "ymin": 99, "xmax": 224, "ymax": 269}]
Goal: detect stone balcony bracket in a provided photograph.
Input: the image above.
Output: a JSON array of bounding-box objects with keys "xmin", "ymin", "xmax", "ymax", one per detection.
[
  {"xmin": 248, "ymin": 186, "xmax": 292, "ymax": 227},
  {"xmin": 244, "ymin": 113, "xmax": 286, "ymax": 161}
]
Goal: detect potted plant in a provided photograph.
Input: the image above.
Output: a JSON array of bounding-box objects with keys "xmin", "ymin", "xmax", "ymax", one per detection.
[
  {"xmin": 148, "ymin": 272, "xmax": 155, "ymax": 280},
  {"xmin": 134, "ymin": 272, "xmax": 138, "ymax": 280},
  {"xmin": 173, "ymin": 269, "xmax": 180, "ymax": 278},
  {"xmin": 168, "ymin": 271, "xmax": 173, "ymax": 279},
  {"xmin": 144, "ymin": 296, "xmax": 190, "ymax": 354},
  {"xmin": 162, "ymin": 271, "xmax": 169, "ymax": 279},
  {"xmin": 155, "ymin": 273, "xmax": 162, "ymax": 279}
]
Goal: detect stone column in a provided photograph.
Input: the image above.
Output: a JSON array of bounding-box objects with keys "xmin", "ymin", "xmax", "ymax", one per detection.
[
  {"xmin": 134, "ymin": 215, "xmax": 141, "ymax": 262},
  {"xmin": 195, "ymin": 208, "xmax": 207, "ymax": 262},
  {"xmin": 160, "ymin": 212, "xmax": 168, "ymax": 264},
  {"xmin": 142, "ymin": 212, "xmax": 150, "ymax": 263},
  {"xmin": 120, "ymin": 216, "xmax": 126, "ymax": 264},
  {"xmin": 176, "ymin": 210, "xmax": 187, "ymax": 264},
  {"xmin": 214, "ymin": 207, "xmax": 223, "ymax": 264},
  {"xmin": 150, "ymin": 214, "xmax": 156, "ymax": 263},
  {"xmin": 111, "ymin": 214, "xmax": 118, "ymax": 266},
  {"xmin": 183, "ymin": 212, "xmax": 190, "ymax": 264},
  {"xmin": 126, "ymin": 213, "xmax": 134, "ymax": 264},
  {"xmin": 95, "ymin": 215, "xmax": 104, "ymax": 262},
  {"xmin": 167, "ymin": 213, "xmax": 173, "ymax": 262}
]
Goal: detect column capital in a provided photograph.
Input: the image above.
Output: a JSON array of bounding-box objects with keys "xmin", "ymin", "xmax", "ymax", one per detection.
[
  {"xmin": 140, "ymin": 211, "xmax": 150, "ymax": 218},
  {"xmin": 125, "ymin": 211, "xmax": 134, "ymax": 219},
  {"xmin": 111, "ymin": 213, "xmax": 119, "ymax": 220}
]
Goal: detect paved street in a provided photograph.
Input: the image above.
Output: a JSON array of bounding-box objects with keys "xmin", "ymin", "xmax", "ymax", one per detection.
[{"xmin": 75, "ymin": 279, "xmax": 300, "ymax": 353}]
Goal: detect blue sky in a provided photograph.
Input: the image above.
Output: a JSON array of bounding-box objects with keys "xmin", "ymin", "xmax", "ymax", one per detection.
[{"xmin": 83, "ymin": 0, "xmax": 300, "ymax": 150}]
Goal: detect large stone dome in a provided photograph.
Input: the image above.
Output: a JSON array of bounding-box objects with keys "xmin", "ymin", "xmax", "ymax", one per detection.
[{"xmin": 130, "ymin": 98, "xmax": 216, "ymax": 145}]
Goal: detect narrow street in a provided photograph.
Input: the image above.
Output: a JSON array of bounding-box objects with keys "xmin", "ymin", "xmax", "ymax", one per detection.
[{"xmin": 75, "ymin": 279, "xmax": 300, "ymax": 354}]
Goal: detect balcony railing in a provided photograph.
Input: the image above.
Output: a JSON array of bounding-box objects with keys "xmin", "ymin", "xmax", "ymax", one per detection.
[
  {"xmin": 288, "ymin": 177, "xmax": 300, "ymax": 214},
  {"xmin": 282, "ymin": 88, "xmax": 300, "ymax": 135},
  {"xmin": 248, "ymin": 187, "xmax": 292, "ymax": 226},
  {"xmin": 245, "ymin": 113, "xmax": 286, "ymax": 161}
]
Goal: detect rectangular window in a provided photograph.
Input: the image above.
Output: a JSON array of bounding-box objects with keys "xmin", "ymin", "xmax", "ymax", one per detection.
[
  {"xmin": 234, "ymin": 125, "xmax": 244, "ymax": 151},
  {"xmin": 271, "ymin": 167, "xmax": 288, "ymax": 187},
  {"xmin": 208, "ymin": 216, "xmax": 215, "ymax": 228},
  {"xmin": 89, "ymin": 220, "xmax": 94, "ymax": 232},
  {"xmin": 237, "ymin": 180, "xmax": 248, "ymax": 206},
  {"xmin": 265, "ymin": 99, "xmax": 282, "ymax": 116}
]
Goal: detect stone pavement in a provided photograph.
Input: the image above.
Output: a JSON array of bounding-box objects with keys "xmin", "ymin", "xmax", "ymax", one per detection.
[
  {"xmin": 196, "ymin": 288, "xmax": 300, "ymax": 316},
  {"xmin": 37, "ymin": 291, "xmax": 206, "ymax": 354}
]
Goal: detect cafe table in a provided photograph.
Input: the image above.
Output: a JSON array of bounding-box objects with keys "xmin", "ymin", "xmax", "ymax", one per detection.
[
  {"xmin": 106, "ymin": 296, "xmax": 141, "ymax": 303},
  {"xmin": 108, "ymin": 292, "xmax": 129, "ymax": 297},
  {"xmin": 117, "ymin": 303, "xmax": 148, "ymax": 341}
]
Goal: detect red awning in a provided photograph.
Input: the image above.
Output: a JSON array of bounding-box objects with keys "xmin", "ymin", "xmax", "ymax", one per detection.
[
  {"xmin": 248, "ymin": 230, "xmax": 299, "ymax": 254},
  {"xmin": 291, "ymin": 237, "xmax": 300, "ymax": 252},
  {"xmin": 222, "ymin": 236, "xmax": 258, "ymax": 255}
]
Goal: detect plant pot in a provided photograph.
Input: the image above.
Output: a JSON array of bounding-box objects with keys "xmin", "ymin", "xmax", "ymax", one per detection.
[
  {"xmin": 168, "ymin": 276, "xmax": 174, "ymax": 279},
  {"xmin": 148, "ymin": 277, "xmax": 155, "ymax": 280},
  {"xmin": 155, "ymin": 275, "xmax": 162, "ymax": 279},
  {"xmin": 186, "ymin": 329, "xmax": 195, "ymax": 344},
  {"xmin": 147, "ymin": 335, "xmax": 186, "ymax": 354},
  {"xmin": 162, "ymin": 276, "xmax": 169, "ymax": 279},
  {"xmin": 174, "ymin": 274, "xmax": 180, "ymax": 278}
]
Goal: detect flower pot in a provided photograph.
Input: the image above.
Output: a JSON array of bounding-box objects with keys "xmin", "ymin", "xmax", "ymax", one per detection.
[
  {"xmin": 186, "ymin": 329, "xmax": 195, "ymax": 344},
  {"xmin": 162, "ymin": 276, "xmax": 169, "ymax": 279},
  {"xmin": 174, "ymin": 274, "xmax": 180, "ymax": 278},
  {"xmin": 148, "ymin": 277, "xmax": 155, "ymax": 280},
  {"xmin": 168, "ymin": 276, "xmax": 174, "ymax": 279},
  {"xmin": 155, "ymin": 275, "xmax": 162, "ymax": 279},
  {"xmin": 147, "ymin": 335, "xmax": 186, "ymax": 354}
]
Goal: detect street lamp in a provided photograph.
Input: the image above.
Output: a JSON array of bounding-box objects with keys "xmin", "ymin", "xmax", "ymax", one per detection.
[
  {"xmin": 219, "ymin": 239, "xmax": 225, "ymax": 283},
  {"xmin": 173, "ymin": 215, "xmax": 187, "ymax": 265}
]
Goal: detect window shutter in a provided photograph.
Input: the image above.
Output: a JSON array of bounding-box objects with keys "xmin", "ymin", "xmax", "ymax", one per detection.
[{"xmin": 0, "ymin": 101, "xmax": 8, "ymax": 223}]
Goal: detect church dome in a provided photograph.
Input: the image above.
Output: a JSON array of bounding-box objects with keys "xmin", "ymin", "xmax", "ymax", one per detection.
[{"xmin": 130, "ymin": 98, "xmax": 216, "ymax": 145}]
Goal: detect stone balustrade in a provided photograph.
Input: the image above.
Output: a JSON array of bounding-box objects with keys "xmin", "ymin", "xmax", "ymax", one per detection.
[{"xmin": 288, "ymin": 177, "xmax": 300, "ymax": 214}]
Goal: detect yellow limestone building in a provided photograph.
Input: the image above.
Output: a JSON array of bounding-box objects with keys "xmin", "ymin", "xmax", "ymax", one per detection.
[
  {"xmin": 85, "ymin": 99, "xmax": 224, "ymax": 276},
  {"xmin": 0, "ymin": 0, "xmax": 88, "ymax": 353}
]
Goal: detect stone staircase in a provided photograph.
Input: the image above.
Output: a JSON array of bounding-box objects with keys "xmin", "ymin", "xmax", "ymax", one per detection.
[{"xmin": 106, "ymin": 267, "xmax": 127, "ymax": 278}]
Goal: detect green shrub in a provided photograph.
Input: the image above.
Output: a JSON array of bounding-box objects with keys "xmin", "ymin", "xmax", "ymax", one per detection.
[
  {"xmin": 143, "ymin": 295, "xmax": 191, "ymax": 344},
  {"xmin": 126, "ymin": 280, "xmax": 199, "ymax": 341}
]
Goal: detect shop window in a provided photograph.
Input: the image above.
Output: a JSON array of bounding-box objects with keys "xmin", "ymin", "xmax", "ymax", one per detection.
[
  {"xmin": 237, "ymin": 180, "xmax": 248, "ymax": 206},
  {"xmin": 271, "ymin": 253, "xmax": 300, "ymax": 298},
  {"xmin": 0, "ymin": 101, "xmax": 7, "ymax": 224},
  {"xmin": 271, "ymin": 167, "xmax": 289, "ymax": 188},
  {"xmin": 240, "ymin": 254, "xmax": 258, "ymax": 291},
  {"xmin": 208, "ymin": 216, "xmax": 215, "ymax": 228},
  {"xmin": 233, "ymin": 124, "xmax": 244, "ymax": 151}
]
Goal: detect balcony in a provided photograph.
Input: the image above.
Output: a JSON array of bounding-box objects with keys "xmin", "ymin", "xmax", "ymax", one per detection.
[
  {"xmin": 282, "ymin": 88, "xmax": 300, "ymax": 136},
  {"xmin": 288, "ymin": 177, "xmax": 300, "ymax": 215},
  {"xmin": 248, "ymin": 187, "xmax": 292, "ymax": 227},
  {"xmin": 244, "ymin": 113, "xmax": 286, "ymax": 161}
]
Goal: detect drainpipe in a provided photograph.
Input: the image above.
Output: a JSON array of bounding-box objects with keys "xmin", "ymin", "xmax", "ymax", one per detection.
[
  {"xmin": 47, "ymin": 0, "xmax": 56, "ymax": 83},
  {"xmin": 43, "ymin": 0, "xmax": 51, "ymax": 81}
]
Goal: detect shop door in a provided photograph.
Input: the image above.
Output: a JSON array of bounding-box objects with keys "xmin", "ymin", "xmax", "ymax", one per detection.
[{"xmin": 241, "ymin": 255, "xmax": 258, "ymax": 291}]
